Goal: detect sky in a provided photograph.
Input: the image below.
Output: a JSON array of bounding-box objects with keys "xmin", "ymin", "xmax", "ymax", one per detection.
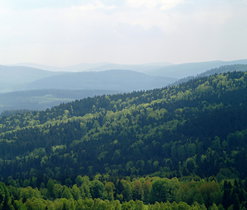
[{"xmin": 0, "ymin": 0, "xmax": 247, "ymax": 66}]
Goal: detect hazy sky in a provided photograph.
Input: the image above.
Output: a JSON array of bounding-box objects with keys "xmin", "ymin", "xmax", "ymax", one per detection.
[{"xmin": 0, "ymin": 0, "xmax": 247, "ymax": 66}]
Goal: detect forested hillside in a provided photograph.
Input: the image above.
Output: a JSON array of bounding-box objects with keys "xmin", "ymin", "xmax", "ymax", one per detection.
[
  {"xmin": 0, "ymin": 71, "xmax": 247, "ymax": 209},
  {"xmin": 200, "ymin": 64, "xmax": 247, "ymax": 77},
  {"xmin": 173, "ymin": 64, "xmax": 247, "ymax": 85}
]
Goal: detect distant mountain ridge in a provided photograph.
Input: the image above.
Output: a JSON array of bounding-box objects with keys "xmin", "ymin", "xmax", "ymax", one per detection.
[
  {"xmin": 1, "ymin": 61, "xmax": 247, "ymax": 114},
  {"xmin": 16, "ymin": 59, "xmax": 247, "ymax": 77},
  {"xmin": 15, "ymin": 62, "xmax": 172, "ymax": 72},
  {"xmin": 24, "ymin": 69, "xmax": 176, "ymax": 91},
  {"xmin": 0, "ymin": 65, "xmax": 176, "ymax": 93},
  {"xmin": 0, "ymin": 66, "xmax": 176, "ymax": 113},
  {"xmin": 0, "ymin": 65, "xmax": 60, "ymax": 92}
]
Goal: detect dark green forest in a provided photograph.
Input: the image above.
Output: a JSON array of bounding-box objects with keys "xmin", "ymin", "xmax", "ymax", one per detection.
[{"xmin": 0, "ymin": 69, "xmax": 247, "ymax": 209}]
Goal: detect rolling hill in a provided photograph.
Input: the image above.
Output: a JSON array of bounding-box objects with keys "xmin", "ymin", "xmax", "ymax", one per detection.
[
  {"xmin": 0, "ymin": 71, "xmax": 246, "ymax": 179},
  {"xmin": 0, "ymin": 70, "xmax": 246, "ymax": 209},
  {"xmin": 24, "ymin": 70, "xmax": 176, "ymax": 91},
  {"xmin": 0, "ymin": 65, "xmax": 60, "ymax": 92}
]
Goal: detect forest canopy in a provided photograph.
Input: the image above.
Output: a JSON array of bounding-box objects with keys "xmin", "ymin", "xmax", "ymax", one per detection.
[{"xmin": 0, "ymin": 70, "xmax": 247, "ymax": 209}]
